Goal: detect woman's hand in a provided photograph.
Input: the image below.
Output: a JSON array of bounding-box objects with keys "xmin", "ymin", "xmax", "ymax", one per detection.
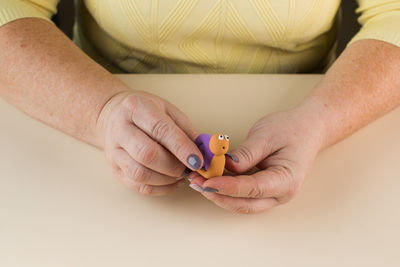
[
  {"xmin": 99, "ymin": 91, "xmax": 204, "ymax": 196},
  {"xmin": 189, "ymin": 103, "xmax": 327, "ymax": 213}
]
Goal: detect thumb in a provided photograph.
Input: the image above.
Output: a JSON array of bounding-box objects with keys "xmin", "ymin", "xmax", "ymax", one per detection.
[{"xmin": 226, "ymin": 134, "xmax": 272, "ymax": 174}]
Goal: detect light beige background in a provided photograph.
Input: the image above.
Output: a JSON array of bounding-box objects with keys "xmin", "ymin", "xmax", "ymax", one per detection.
[{"xmin": 1, "ymin": 74, "xmax": 399, "ymax": 267}]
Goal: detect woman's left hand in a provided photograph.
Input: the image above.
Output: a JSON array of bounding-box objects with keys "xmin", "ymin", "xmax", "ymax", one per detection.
[{"xmin": 189, "ymin": 103, "xmax": 327, "ymax": 214}]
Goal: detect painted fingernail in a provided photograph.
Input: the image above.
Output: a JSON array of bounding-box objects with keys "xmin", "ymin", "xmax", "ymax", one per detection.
[
  {"xmin": 187, "ymin": 154, "xmax": 201, "ymax": 170},
  {"xmin": 227, "ymin": 153, "xmax": 239, "ymax": 163},
  {"xmin": 181, "ymin": 167, "xmax": 192, "ymax": 178},
  {"xmin": 203, "ymin": 187, "xmax": 218, "ymax": 193},
  {"xmin": 231, "ymin": 154, "xmax": 239, "ymax": 163},
  {"xmin": 189, "ymin": 183, "xmax": 203, "ymax": 193}
]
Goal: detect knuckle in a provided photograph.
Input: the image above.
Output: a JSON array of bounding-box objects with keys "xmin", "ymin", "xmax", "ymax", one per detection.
[
  {"xmin": 243, "ymin": 177, "xmax": 264, "ymax": 198},
  {"xmin": 286, "ymin": 177, "xmax": 301, "ymax": 198},
  {"xmin": 111, "ymin": 166, "xmax": 122, "ymax": 179},
  {"xmin": 136, "ymin": 143, "xmax": 158, "ymax": 165},
  {"xmin": 269, "ymin": 166, "xmax": 289, "ymax": 195},
  {"xmin": 247, "ymin": 185, "xmax": 264, "ymax": 198},
  {"xmin": 273, "ymin": 165, "xmax": 299, "ymax": 200},
  {"xmin": 122, "ymin": 94, "xmax": 142, "ymax": 111},
  {"xmin": 151, "ymin": 118, "xmax": 171, "ymax": 140},
  {"xmin": 233, "ymin": 205, "xmax": 254, "ymax": 215},
  {"xmin": 261, "ymin": 138, "xmax": 273, "ymax": 155},
  {"xmin": 170, "ymin": 137, "xmax": 191, "ymax": 162},
  {"xmin": 171, "ymin": 137, "xmax": 186, "ymax": 155},
  {"xmin": 237, "ymin": 146, "xmax": 255, "ymax": 166},
  {"xmin": 131, "ymin": 164, "xmax": 150, "ymax": 184},
  {"xmin": 280, "ymin": 165, "xmax": 299, "ymax": 198},
  {"xmin": 137, "ymin": 183, "xmax": 153, "ymax": 195}
]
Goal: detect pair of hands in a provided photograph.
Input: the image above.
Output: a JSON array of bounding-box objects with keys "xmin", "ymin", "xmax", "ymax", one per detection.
[{"xmin": 100, "ymin": 91, "xmax": 326, "ymax": 214}]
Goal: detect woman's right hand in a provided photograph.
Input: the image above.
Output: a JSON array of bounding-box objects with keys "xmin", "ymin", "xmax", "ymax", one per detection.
[
  {"xmin": 0, "ymin": 17, "xmax": 200, "ymax": 195},
  {"xmin": 98, "ymin": 90, "xmax": 203, "ymax": 196}
]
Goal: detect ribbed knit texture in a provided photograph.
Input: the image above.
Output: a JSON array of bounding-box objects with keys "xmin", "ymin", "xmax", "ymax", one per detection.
[{"xmin": 1, "ymin": 0, "xmax": 400, "ymax": 73}]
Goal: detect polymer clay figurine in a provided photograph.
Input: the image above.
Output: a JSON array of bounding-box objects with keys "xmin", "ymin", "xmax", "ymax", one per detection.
[{"xmin": 194, "ymin": 133, "xmax": 230, "ymax": 179}]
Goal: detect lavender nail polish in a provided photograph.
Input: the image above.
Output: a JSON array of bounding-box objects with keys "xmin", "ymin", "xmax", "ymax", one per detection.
[
  {"xmin": 187, "ymin": 154, "xmax": 201, "ymax": 170},
  {"xmin": 231, "ymin": 154, "xmax": 239, "ymax": 163},
  {"xmin": 226, "ymin": 153, "xmax": 239, "ymax": 163},
  {"xmin": 203, "ymin": 187, "xmax": 218, "ymax": 193}
]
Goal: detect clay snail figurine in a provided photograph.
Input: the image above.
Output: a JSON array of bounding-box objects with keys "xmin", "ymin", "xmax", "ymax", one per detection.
[{"xmin": 194, "ymin": 133, "xmax": 233, "ymax": 179}]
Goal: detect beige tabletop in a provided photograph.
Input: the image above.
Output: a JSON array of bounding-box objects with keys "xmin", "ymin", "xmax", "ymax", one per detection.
[{"xmin": 1, "ymin": 74, "xmax": 399, "ymax": 267}]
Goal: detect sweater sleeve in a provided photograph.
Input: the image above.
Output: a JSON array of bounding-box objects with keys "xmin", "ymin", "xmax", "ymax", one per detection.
[
  {"xmin": 0, "ymin": 0, "xmax": 59, "ymax": 28},
  {"xmin": 348, "ymin": 0, "xmax": 400, "ymax": 47}
]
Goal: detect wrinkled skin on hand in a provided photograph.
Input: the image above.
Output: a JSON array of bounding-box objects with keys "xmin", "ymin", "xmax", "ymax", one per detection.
[
  {"xmin": 189, "ymin": 106, "xmax": 326, "ymax": 214},
  {"xmin": 102, "ymin": 91, "xmax": 204, "ymax": 196}
]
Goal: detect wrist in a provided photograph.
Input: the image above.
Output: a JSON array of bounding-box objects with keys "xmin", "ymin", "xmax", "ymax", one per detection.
[
  {"xmin": 95, "ymin": 90, "xmax": 133, "ymax": 148},
  {"xmin": 292, "ymin": 95, "xmax": 331, "ymax": 153}
]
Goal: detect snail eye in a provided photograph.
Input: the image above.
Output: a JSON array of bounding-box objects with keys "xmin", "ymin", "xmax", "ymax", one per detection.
[
  {"xmin": 224, "ymin": 135, "xmax": 229, "ymax": 141},
  {"xmin": 218, "ymin": 134, "xmax": 224, "ymax": 140}
]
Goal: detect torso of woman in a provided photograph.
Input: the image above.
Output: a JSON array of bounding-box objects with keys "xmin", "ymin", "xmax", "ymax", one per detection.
[{"xmin": 74, "ymin": 0, "xmax": 341, "ymax": 73}]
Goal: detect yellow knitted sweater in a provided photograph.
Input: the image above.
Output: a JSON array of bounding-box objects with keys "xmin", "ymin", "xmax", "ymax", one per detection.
[{"xmin": 1, "ymin": 0, "xmax": 400, "ymax": 73}]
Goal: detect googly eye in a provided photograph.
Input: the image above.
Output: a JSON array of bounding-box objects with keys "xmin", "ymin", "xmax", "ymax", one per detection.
[
  {"xmin": 224, "ymin": 135, "xmax": 229, "ymax": 141},
  {"xmin": 218, "ymin": 134, "xmax": 224, "ymax": 140}
]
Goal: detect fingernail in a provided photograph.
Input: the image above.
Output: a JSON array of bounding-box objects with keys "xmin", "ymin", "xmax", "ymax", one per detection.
[
  {"xmin": 188, "ymin": 178, "xmax": 192, "ymax": 182},
  {"xmin": 227, "ymin": 153, "xmax": 239, "ymax": 163},
  {"xmin": 187, "ymin": 154, "xmax": 202, "ymax": 170},
  {"xmin": 189, "ymin": 183, "xmax": 203, "ymax": 193},
  {"xmin": 177, "ymin": 179, "xmax": 186, "ymax": 187},
  {"xmin": 181, "ymin": 167, "xmax": 192, "ymax": 178},
  {"xmin": 231, "ymin": 154, "xmax": 239, "ymax": 163},
  {"xmin": 203, "ymin": 187, "xmax": 218, "ymax": 193}
]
